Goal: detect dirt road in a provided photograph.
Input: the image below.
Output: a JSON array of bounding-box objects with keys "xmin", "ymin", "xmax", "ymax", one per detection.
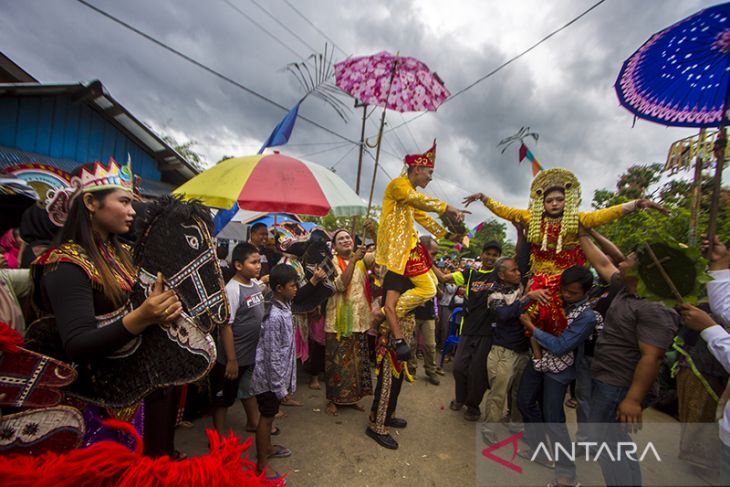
[{"xmin": 176, "ymin": 362, "xmax": 712, "ymax": 487}]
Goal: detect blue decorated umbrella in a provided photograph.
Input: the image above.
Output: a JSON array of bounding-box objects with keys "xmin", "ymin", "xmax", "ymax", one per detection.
[{"xmin": 615, "ymin": 2, "xmax": 730, "ymax": 244}]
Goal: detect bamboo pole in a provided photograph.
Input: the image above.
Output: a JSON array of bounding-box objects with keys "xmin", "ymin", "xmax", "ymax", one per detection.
[
  {"xmin": 688, "ymin": 128, "xmax": 706, "ymax": 246},
  {"xmin": 350, "ymin": 103, "xmax": 368, "ymax": 239},
  {"xmin": 365, "ymin": 54, "xmax": 400, "ymax": 218},
  {"xmin": 707, "ymin": 81, "xmax": 730, "ymax": 254}
]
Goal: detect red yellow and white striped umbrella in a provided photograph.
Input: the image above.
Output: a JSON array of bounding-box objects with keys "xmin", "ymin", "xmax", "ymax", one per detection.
[{"xmin": 173, "ymin": 152, "xmax": 366, "ymax": 217}]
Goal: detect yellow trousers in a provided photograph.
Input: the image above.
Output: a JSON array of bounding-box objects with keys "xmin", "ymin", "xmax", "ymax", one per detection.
[{"xmin": 395, "ymin": 270, "xmax": 438, "ymax": 319}]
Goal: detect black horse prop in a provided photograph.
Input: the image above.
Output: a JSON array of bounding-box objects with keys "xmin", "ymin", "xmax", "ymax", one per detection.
[{"xmin": 27, "ymin": 196, "xmax": 228, "ymax": 408}]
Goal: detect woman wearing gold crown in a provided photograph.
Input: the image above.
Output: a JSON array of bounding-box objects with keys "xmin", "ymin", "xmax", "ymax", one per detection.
[
  {"xmin": 29, "ymin": 158, "xmax": 183, "ymax": 449},
  {"xmin": 464, "ymin": 168, "xmax": 666, "ymax": 336}
]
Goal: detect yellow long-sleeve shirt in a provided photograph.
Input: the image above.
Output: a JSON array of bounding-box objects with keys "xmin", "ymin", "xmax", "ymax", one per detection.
[
  {"xmin": 482, "ymin": 197, "xmax": 625, "ymax": 228},
  {"xmin": 375, "ymin": 176, "xmax": 448, "ymax": 274},
  {"xmin": 482, "ymin": 196, "xmax": 626, "ymax": 274}
]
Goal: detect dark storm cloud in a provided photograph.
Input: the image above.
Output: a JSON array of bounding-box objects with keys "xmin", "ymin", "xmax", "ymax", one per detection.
[{"xmin": 0, "ymin": 0, "xmax": 718, "ymax": 233}]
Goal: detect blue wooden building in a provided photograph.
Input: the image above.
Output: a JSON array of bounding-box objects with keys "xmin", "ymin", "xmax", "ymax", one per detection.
[{"xmin": 0, "ymin": 54, "xmax": 197, "ymax": 195}]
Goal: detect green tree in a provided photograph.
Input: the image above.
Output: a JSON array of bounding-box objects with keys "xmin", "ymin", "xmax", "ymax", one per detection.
[
  {"xmin": 160, "ymin": 134, "xmax": 208, "ymax": 172},
  {"xmin": 615, "ymin": 163, "xmax": 663, "ymax": 199},
  {"xmin": 591, "ymin": 163, "xmax": 729, "ymax": 251},
  {"xmin": 301, "ymin": 207, "xmax": 381, "ymax": 240},
  {"xmin": 467, "ymin": 219, "xmax": 516, "ymax": 257},
  {"xmin": 441, "ymin": 218, "xmax": 516, "ymax": 259}
]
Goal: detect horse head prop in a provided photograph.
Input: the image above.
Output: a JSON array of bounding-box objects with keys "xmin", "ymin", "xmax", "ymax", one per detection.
[{"xmin": 134, "ymin": 195, "xmax": 228, "ymax": 332}]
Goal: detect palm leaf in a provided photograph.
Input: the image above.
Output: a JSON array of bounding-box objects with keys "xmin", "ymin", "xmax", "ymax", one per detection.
[{"xmin": 285, "ymin": 44, "xmax": 350, "ymax": 122}]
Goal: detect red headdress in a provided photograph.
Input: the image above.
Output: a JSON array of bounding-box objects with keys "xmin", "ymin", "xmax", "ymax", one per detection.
[{"xmin": 404, "ymin": 140, "xmax": 436, "ymax": 168}]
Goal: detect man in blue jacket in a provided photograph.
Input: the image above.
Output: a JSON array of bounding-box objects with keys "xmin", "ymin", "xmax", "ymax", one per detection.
[{"xmin": 517, "ymin": 266, "xmax": 600, "ymax": 487}]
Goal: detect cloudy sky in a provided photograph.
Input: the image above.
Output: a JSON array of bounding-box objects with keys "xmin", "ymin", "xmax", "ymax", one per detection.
[{"xmin": 1, "ymin": 0, "xmax": 725, "ymax": 238}]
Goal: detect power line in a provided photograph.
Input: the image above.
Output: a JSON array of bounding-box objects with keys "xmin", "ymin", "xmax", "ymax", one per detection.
[
  {"xmin": 247, "ymin": 0, "xmax": 318, "ymax": 54},
  {"xmin": 449, "ymin": 0, "xmax": 607, "ymax": 101},
  {"xmin": 298, "ymin": 141, "xmax": 352, "ymax": 158},
  {"xmin": 73, "ymin": 0, "xmax": 359, "ymax": 146},
  {"xmin": 329, "ymin": 144, "xmax": 357, "ymax": 169},
  {"xmin": 376, "ymin": 0, "xmax": 608, "ymax": 137},
  {"xmin": 280, "ymin": 0, "xmax": 349, "ymax": 57},
  {"xmin": 220, "ymin": 0, "xmax": 303, "ymax": 59}
]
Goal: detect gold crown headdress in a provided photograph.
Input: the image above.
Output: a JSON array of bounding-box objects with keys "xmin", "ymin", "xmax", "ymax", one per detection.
[
  {"xmin": 74, "ymin": 157, "xmax": 134, "ymax": 193},
  {"xmin": 527, "ymin": 168, "xmax": 581, "ymax": 253}
]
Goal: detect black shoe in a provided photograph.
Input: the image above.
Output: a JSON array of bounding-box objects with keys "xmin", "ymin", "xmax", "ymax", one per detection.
[
  {"xmin": 366, "ymin": 427, "xmax": 399, "ymax": 449},
  {"xmin": 384, "ymin": 417, "xmax": 407, "ymax": 428},
  {"xmin": 426, "ymin": 373, "xmax": 440, "ymax": 385},
  {"xmin": 464, "ymin": 407, "xmax": 480, "ymax": 421},
  {"xmin": 449, "ymin": 400, "xmax": 463, "ymax": 411}
]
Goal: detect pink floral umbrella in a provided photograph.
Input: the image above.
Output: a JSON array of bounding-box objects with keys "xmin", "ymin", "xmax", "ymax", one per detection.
[
  {"xmin": 335, "ymin": 51, "xmax": 450, "ymax": 213},
  {"xmin": 335, "ymin": 51, "xmax": 450, "ymax": 112}
]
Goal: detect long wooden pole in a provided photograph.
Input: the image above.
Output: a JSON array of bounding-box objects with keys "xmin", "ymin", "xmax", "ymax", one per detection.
[
  {"xmin": 354, "ymin": 103, "xmax": 367, "ymax": 195},
  {"xmin": 707, "ymin": 82, "xmax": 730, "ymax": 252},
  {"xmin": 365, "ymin": 107, "xmax": 388, "ymax": 217},
  {"xmin": 688, "ymin": 128, "xmax": 706, "ymax": 246},
  {"xmin": 350, "ymin": 103, "xmax": 368, "ymax": 239},
  {"xmin": 365, "ymin": 54, "xmax": 400, "ymax": 220}
]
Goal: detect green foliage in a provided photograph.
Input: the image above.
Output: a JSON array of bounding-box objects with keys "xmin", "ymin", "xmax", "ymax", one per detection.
[
  {"xmin": 592, "ymin": 162, "xmax": 727, "ymax": 306},
  {"xmin": 301, "ymin": 207, "xmax": 381, "ymax": 239},
  {"xmin": 591, "ymin": 163, "xmax": 730, "ymax": 252},
  {"xmin": 616, "ymin": 163, "xmax": 663, "ymax": 199},
  {"xmin": 457, "ymin": 219, "xmax": 516, "ymax": 258},
  {"xmin": 160, "ymin": 134, "xmax": 208, "ymax": 171}
]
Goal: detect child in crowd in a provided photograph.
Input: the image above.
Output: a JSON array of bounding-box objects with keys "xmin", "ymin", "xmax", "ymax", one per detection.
[
  {"xmin": 210, "ymin": 243, "xmax": 264, "ymax": 438},
  {"xmin": 251, "ymin": 264, "xmax": 299, "ymax": 479}
]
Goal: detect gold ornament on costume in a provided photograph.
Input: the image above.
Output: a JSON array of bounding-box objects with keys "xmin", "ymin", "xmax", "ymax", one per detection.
[{"xmin": 527, "ymin": 168, "xmax": 580, "ymax": 253}]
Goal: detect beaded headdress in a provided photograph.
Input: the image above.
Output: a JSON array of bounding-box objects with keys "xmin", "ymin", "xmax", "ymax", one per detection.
[
  {"xmin": 527, "ymin": 168, "xmax": 581, "ymax": 253},
  {"xmin": 404, "ymin": 140, "xmax": 436, "ymax": 168}
]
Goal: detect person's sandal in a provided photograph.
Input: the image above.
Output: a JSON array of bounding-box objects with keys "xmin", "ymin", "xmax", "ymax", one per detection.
[
  {"xmin": 267, "ymin": 444, "xmax": 292, "ymax": 458},
  {"xmin": 258, "ymin": 469, "xmax": 287, "ymax": 485}
]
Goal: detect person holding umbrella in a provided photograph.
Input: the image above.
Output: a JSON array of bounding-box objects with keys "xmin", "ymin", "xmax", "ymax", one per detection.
[{"xmin": 373, "ymin": 141, "xmax": 466, "ymax": 345}]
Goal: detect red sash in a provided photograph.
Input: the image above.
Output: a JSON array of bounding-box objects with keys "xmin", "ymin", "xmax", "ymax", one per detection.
[{"xmin": 403, "ymin": 243, "xmax": 433, "ymax": 278}]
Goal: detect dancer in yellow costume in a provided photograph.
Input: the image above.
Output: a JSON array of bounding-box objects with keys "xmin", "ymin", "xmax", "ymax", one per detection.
[
  {"xmin": 463, "ymin": 167, "xmax": 666, "ymax": 336},
  {"xmin": 374, "ymin": 141, "xmax": 465, "ymax": 330}
]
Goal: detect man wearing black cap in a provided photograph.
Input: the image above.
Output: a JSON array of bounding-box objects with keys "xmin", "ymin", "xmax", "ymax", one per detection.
[{"xmin": 434, "ymin": 240, "xmax": 502, "ymax": 421}]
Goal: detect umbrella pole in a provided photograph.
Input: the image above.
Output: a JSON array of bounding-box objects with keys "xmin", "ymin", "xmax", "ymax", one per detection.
[
  {"xmin": 366, "ymin": 108, "xmax": 387, "ymax": 219},
  {"xmin": 355, "ymin": 103, "xmax": 368, "ymax": 196},
  {"xmin": 365, "ymin": 53, "xmax": 399, "ymax": 225},
  {"xmin": 707, "ymin": 84, "xmax": 730, "ymax": 252},
  {"xmin": 688, "ymin": 128, "xmax": 706, "ymax": 246},
  {"xmin": 351, "ymin": 102, "xmax": 368, "ymax": 239}
]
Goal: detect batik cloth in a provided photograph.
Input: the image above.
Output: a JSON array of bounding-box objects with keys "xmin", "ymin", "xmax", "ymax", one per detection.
[{"xmin": 325, "ymin": 332, "xmax": 372, "ymax": 405}]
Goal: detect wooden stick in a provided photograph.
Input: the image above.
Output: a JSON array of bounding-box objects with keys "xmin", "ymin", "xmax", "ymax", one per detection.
[{"xmin": 643, "ymin": 242, "xmax": 684, "ymax": 303}]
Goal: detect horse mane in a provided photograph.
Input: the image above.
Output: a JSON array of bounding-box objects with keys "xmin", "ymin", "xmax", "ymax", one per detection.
[{"xmin": 133, "ymin": 195, "xmax": 212, "ymax": 258}]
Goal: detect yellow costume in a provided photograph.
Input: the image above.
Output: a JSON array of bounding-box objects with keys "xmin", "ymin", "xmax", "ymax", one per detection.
[
  {"xmin": 375, "ymin": 142, "xmax": 448, "ymax": 318},
  {"xmin": 481, "ymin": 168, "xmax": 628, "ymax": 334}
]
